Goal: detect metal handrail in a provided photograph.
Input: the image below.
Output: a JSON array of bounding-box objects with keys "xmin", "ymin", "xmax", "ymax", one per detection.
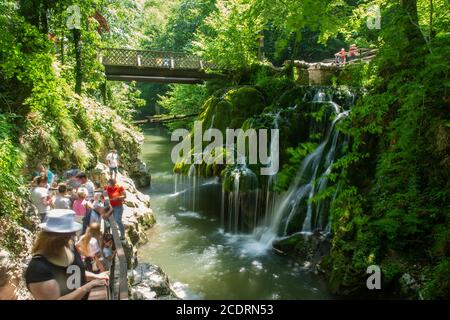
[
  {"xmin": 107, "ymin": 216, "xmax": 128, "ymax": 300},
  {"xmin": 101, "ymin": 48, "xmax": 218, "ymax": 70}
]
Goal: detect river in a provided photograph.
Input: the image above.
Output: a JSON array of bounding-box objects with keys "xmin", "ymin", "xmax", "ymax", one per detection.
[{"xmin": 138, "ymin": 125, "xmax": 332, "ymax": 299}]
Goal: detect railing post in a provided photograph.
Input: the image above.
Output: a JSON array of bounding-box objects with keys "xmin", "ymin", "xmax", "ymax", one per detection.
[
  {"xmin": 170, "ymin": 57, "xmax": 175, "ymax": 69},
  {"xmin": 109, "ymin": 254, "xmax": 115, "ymax": 299},
  {"xmin": 137, "ymin": 55, "xmax": 141, "ymax": 67}
]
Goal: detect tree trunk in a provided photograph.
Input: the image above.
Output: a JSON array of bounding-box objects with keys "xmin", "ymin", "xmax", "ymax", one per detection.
[
  {"xmin": 429, "ymin": 0, "xmax": 434, "ymax": 41},
  {"xmin": 73, "ymin": 29, "xmax": 82, "ymax": 94},
  {"xmin": 40, "ymin": 1, "xmax": 49, "ymax": 35},
  {"xmin": 400, "ymin": 0, "xmax": 423, "ymax": 45},
  {"xmin": 19, "ymin": 0, "xmax": 40, "ymax": 29}
]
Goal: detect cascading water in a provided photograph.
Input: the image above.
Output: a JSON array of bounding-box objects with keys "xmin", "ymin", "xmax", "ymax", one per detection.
[
  {"xmin": 173, "ymin": 87, "xmax": 354, "ymax": 246},
  {"xmin": 258, "ymin": 89, "xmax": 350, "ymax": 245},
  {"xmin": 188, "ymin": 164, "xmax": 198, "ymax": 211},
  {"xmin": 221, "ymin": 162, "xmax": 259, "ymax": 233}
]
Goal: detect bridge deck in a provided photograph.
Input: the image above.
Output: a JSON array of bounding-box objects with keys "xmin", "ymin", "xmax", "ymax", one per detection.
[{"xmin": 101, "ymin": 48, "xmax": 223, "ymax": 83}]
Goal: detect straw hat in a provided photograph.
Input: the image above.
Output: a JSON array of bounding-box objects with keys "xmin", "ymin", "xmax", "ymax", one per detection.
[{"xmin": 39, "ymin": 209, "xmax": 82, "ymax": 233}]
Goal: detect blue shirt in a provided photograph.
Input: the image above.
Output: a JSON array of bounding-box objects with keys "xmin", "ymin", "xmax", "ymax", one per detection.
[{"xmin": 34, "ymin": 169, "xmax": 54, "ymax": 184}]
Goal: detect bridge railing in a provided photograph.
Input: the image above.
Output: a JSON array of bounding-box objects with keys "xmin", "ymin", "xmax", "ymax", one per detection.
[
  {"xmin": 107, "ymin": 215, "xmax": 128, "ymax": 300},
  {"xmin": 318, "ymin": 47, "xmax": 378, "ymax": 64},
  {"xmin": 101, "ymin": 48, "xmax": 217, "ymax": 70},
  {"xmin": 86, "ymin": 216, "xmax": 128, "ymax": 300}
]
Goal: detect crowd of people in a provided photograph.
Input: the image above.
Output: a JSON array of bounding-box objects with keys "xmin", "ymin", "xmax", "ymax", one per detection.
[
  {"xmin": 21, "ymin": 149, "xmax": 126, "ymax": 300},
  {"xmin": 334, "ymin": 44, "xmax": 359, "ymax": 65}
]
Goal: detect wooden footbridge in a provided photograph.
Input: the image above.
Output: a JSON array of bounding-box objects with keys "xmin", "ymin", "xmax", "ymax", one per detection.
[
  {"xmin": 100, "ymin": 48, "xmax": 224, "ymax": 84},
  {"xmin": 100, "ymin": 47, "xmax": 377, "ymax": 85}
]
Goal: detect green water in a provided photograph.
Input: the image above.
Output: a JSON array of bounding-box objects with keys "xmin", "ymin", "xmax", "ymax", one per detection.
[{"xmin": 138, "ymin": 126, "xmax": 332, "ymax": 299}]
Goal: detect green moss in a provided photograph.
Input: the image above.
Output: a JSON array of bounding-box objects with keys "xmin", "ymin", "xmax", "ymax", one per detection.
[
  {"xmin": 422, "ymin": 258, "xmax": 450, "ymax": 299},
  {"xmin": 224, "ymin": 87, "xmax": 266, "ymax": 121},
  {"xmin": 273, "ymin": 234, "xmax": 309, "ymax": 257}
]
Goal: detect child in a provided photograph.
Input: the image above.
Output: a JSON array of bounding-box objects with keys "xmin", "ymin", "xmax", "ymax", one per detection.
[
  {"xmin": 76, "ymin": 222, "xmax": 105, "ymax": 273},
  {"xmin": 53, "ymin": 184, "xmax": 71, "ymax": 209},
  {"xmin": 93, "ymin": 182, "xmax": 105, "ymax": 207},
  {"xmin": 72, "ymin": 188, "xmax": 93, "ymax": 225},
  {"xmin": 101, "ymin": 233, "xmax": 114, "ymax": 270}
]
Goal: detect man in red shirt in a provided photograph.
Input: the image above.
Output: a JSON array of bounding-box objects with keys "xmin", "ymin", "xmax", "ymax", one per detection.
[
  {"xmin": 105, "ymin": 179, "xmax": 126, "ymax": 240},
  {"xmin": 335, "ymin": 48, "xmax": 347, "ymax": 64}
]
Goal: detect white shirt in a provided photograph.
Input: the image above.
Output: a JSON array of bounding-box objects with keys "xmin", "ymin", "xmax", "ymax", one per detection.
[
  {"xmin": 106, "ymin": 152, "xmax": 119, "ymax": 168},
  {"xmin": 77, "ymin": 237, "xmax": 101, "ymax": 257},
  {"xmin": 31, "ymin": 187, "xmax": 51, "ymax": 214},
  {"xmin": 81, "ymin": 180, "xmax": 95, "ymax": 198},
  {"xmin": 54, "ymin": 195, "xmax": 71, "ymax": 209},
  {"xmin": 88, "ymin": 238, "xmax": 101, "ymax": 256}
]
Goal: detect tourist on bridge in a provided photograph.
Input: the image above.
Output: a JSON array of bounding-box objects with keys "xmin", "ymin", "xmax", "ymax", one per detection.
[
  {"xmin": 348, "ymin": 44, "xmax": 358, "ymax": 61},
  {"xmin": 105, "ymin": 178, "xmax": 126, "ymax": 240},
  {"xmin": 106, "ymin": 149, "xmax": 119, "ymax": 180},
  {"xmin": 25, "ymin": 209, "xmax": 109, "ymax": 300},
  {"xmin": 31, "ymin": 175, "xmax": 53, "ymax": 222},
  {"xmin": 335, "ymin": 48, "xmax": 347, "ymax": 65}
]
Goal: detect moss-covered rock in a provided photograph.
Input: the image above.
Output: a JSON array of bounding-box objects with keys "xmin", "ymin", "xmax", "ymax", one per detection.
[{"xmin": 273, "ymin": 233, "xmax": 309, "ymax": 258}]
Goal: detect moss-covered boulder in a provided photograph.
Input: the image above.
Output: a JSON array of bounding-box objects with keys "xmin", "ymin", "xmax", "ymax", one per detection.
[{"xmin": 273, "ymin": 233, "xmax": 310, "ymax": 258}]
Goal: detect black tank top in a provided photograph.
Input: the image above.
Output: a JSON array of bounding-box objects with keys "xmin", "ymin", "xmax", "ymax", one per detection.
[{"xmin": 25, "ymin": 248, "xmax": 88, "ymax": 299}]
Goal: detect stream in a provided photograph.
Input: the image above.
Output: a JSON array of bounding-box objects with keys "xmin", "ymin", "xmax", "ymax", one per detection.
[{"xmin": 138, "ymin": 125, "xmax": 332, "ymax": 300}]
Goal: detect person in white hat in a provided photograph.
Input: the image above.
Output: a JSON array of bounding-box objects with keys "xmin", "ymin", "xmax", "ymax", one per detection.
[{"xmin": 25, "ymin": 209, "xmax": 109, "ymax": 300}]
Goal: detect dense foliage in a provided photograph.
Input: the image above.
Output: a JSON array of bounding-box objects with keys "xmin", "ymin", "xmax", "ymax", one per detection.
[
  {"xmin": 0, "ymin": 0, "xmax": 448, "ymax": 299},
  {"xmin": 0, "ymin": 0, "xmax": 144, "ymax": 253},
  {"xmin": 151, "ymin": 0, "xmax": 450, "ymax": 299},
  {"xmin": 323, "ymin": 0, "xmax": 450, "ymax": 299}
]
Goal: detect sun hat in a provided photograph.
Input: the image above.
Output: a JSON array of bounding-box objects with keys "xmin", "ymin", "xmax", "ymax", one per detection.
[{"xmin": 39, "ymin": 209, "xmax": 82, "ymax": 233}]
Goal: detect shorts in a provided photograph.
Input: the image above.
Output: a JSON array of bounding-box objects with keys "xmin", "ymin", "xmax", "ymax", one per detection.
[{"xmin": 109, "ymin": 167, "xmax": 118, "ymax": 174}]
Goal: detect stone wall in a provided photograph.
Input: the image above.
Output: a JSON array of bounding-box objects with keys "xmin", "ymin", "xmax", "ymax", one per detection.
[{"xmin": 287, "ymin": 60, "xmax": 340, "ymax": 85}]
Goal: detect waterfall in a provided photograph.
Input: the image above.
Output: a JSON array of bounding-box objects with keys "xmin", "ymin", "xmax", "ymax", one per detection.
[
  {"xmin": 174, "ymin": 173, "xmax": 179, "ymax": 194},
  {"xmin": 220, "ymin": 160, "xmax": 261, "ymax": 233},
  {"xmin": 221, "ymin": 183, "xmax": 225, "ymax": 229},
  {"xmin": 188, "ymin": 164, "xmax": 197, "ymax": 211},
  {"xmin": 313, "ymin": 89, "xmax": 328, "ymax": 102},
  {"xmin": 258, "ymin": 90, "xmax": 350, "ymax": 245},
  {"xmin": 173, "ymin": 87, "xmax": 354, "ymax": 242},
  {"xmin": 231, "ymin": 170, "xmax": 241, "ymax": 233}
]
